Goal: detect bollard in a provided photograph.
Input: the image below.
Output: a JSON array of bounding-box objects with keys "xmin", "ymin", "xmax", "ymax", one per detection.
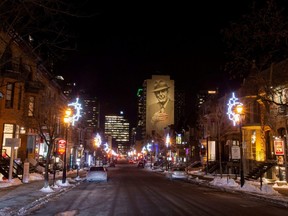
[{"xmin": 22, "ymin": 161, "xmax": 30, "ymax": 183}]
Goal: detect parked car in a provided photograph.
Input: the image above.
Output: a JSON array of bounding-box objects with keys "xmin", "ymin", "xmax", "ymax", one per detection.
[
  {"xmin": 86, "ymin": 166, "xmax": 108, "ymax": 182},
  {"xmin": 152, "ymin": 161, "xmax": 164, "ymax": 170},
  {"xmin": 168, "ymin": 166, "xmax": 188, "ymax": 180},
  {"xmin": 129, "ymin": 159, "xmax": 137, "ymax": 164},
  {"xmin": 109, "ymin": 162, "xmax": 116, "ymax": 167},
  {"xmin": 137, "ymin": 161, "xmax": 145, "ymax": 168}
]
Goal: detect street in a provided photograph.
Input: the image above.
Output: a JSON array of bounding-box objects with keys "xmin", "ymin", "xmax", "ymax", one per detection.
[{"xmin": 25, "ymin": 163, "xmax": 288, "ymax": 216}]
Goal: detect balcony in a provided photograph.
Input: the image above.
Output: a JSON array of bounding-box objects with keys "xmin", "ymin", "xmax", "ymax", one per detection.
[{"xmin": 25, "ymin": 80, "xmax": 45, "ymax": 93}]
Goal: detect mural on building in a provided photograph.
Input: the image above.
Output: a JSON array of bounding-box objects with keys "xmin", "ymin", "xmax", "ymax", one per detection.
[{"xmin": 146, "ymin": 75, "xmax": 174, "ymax": 136}]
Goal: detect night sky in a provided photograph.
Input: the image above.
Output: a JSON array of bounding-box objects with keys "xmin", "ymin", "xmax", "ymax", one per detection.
[{"xmin": 55, "ymin": 1, "xmax": 251, "ymax": 125}]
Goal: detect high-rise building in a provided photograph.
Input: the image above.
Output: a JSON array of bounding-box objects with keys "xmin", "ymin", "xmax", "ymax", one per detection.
[
  {"xmin": 63, "ymin": 82, "xmax": 78, "ymax": 99},
  {"xmin": 196, "ymin": 89, "xmax": 218, "ymax": 109},
  {"xmin": 174, "ymin": 89, "xmax": 186, "ymax": 130},
  {"xmin": 143, "ymin": 75, "xmax": 175, "ymax": 137},
  {"xmin": 104, "ymin": 113, "xmax": 130, "ymax": 155},
  {"xmin": 81, "ymin": 96, "xmax": 100, "ymax": 132}
]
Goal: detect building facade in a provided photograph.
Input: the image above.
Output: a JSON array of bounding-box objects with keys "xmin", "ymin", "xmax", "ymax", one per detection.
[
  {"xmin": 197, "ymin": 58, "xmax": 288, "ymax": 182},
  {"xmin": 0, "ymin": 29, "xmax": 69, "ymax": 173}
]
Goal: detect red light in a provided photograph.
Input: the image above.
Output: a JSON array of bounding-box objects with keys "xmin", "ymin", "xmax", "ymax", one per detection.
[{"xmin": 57, "ymin": 139, "xmax": 66, "ymax": 155}]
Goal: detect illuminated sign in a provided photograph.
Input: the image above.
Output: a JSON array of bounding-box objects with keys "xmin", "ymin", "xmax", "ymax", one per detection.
[
  {"xmin": 176, "ymin": 134, "xmax": 181, "ymax": 144},
  {"xmin": 58, "ymin": 139, "xmax": 66, "ymax": 155},
  {"xmin": 274, "ymin": 140, "xmax": 284, "ymax": 155}
]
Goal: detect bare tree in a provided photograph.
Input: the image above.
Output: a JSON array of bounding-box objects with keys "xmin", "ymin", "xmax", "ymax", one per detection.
[
  {"xmin": 221, "ymin": 0, "xmax": 288, "ymax": 86},
  {"xmin": 0, "ymin": 0, "xmax": 91, "ymax": 71},
  {"xmin": 22, "ymin": 83, "xmax": 67, "ymax": 188},
  {"xmin": 222, "ymin": 0, "xmax": 288, "ymax": 139}
]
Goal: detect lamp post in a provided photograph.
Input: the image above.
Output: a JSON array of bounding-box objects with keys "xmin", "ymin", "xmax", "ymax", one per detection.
[
  {"xmin": 216, "ymin": 106, "xmax": 223, "ymax": 178},
  {"xmin": 166, "ymin": 134, "xmax": 170, "ymax": 170},
  {"xmin": 53, "ymin": 156, "xmax": 59, "ymax": 186},
  {"xmin": 235, "ymin": 104, "xmax": 245, "ymax": 187},
  {"xmin": 62, "ymin": 108, "xmax": 72, "ymax": 184},
  {"xmin": 94, "ymin": 133, "xmax": 102, "ymax": 166},
  {"xmin": 227, "ymin": 93, "xmax": 245, "ymax": 187}
]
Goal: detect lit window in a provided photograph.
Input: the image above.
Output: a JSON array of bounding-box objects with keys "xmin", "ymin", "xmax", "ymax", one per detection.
[
  {"xmin": 5, "ymin": 83, "xmax": 14, "ymax": 108},
  {"xmin": 28, "ymin": 96, "xmax": 35, "ymax": 116}
]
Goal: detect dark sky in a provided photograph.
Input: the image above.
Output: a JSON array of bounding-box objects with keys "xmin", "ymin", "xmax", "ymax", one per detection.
[{"xmin": 56, "ymin": 1, "xmax": 251, "ymax": 125}]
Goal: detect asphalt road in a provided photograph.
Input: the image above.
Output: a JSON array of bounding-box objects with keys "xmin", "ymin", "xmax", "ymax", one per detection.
[{"xmin": 24, "ymin": 164, "xmax": 288, "ymax": 216}]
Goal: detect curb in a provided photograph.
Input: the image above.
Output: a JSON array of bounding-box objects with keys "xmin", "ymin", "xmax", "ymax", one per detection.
[{"xmin": 13, "ymin": 180, "xmax": 84, "ymax": 216}]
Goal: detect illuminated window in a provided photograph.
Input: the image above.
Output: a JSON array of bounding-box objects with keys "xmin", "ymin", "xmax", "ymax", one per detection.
[
  {"xmin": 28, "ymin": 96, "xmax": 35, "ymax": 116},
  {"xmin": 5, "ymin": 83, "xmax": 14, "ymax": 108}
]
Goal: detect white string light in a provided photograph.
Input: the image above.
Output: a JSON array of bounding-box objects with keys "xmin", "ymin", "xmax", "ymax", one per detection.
[
  {"xmin": 68, "ymin": 97, "xmax": 82, "ymax": 126},
  {"xmin": 227, "ymin": 92, "xmax": 242, "ymax": 126}
]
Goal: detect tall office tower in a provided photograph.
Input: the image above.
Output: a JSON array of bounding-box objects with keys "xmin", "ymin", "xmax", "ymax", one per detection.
[
  {"xmin": 63, "ymin": 82, "xmax": 78, "ymax": 99},
  {"xmin": 144, "ymin": 75, "xmax": 175, "ymax": 137},
  {"xmin": 174, "ymin": 89, "xmax": 186, "ymax": 131},
  {"xmin": 81, "ymin": 96, "xmax": 100, "ymax": 132},
  {"xmin": 104, "ymin": 113, "xmax": 130, "ymax": 155},
  {"xmin": 196, "ymin": 89, "xmax": 218, "ymax": 109}
]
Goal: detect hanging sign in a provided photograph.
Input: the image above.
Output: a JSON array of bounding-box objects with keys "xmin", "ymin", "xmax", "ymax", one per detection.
[
  {"xmin": 274, "ymin": 140, "xmax": 284, "ymax": 155},
  {"xmin": 58, "ymin": 139, "xmax": 66, "ymax": 155},
  {"xmin": 231, "ymin": 146, "xmax": 241, "ymax": 159}
]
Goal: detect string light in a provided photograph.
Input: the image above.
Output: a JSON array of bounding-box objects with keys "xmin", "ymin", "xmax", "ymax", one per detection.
[
  {"xmin": 67, "ymin": 98, "xmax": 82, "ymax": 126},
  {"xmin": 227, "ymin": 92, "xmax": 243, "ymax": 126}
]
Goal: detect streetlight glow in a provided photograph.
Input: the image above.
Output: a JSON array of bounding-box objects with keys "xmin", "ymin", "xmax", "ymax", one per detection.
[
  {"xmin": 166, "ymin": 134, "xmax": 170, "ymax": 148},
  {"xmin": 94, "ymin": 133, "xmax": 102, "ymax": 148},
  {"xmin": 62, "ymin": 107, "xmax": 72, "ymax": 184},
  {"xmin": 227, "ymin": 92, "xmax": 245, "ymax": 187}
]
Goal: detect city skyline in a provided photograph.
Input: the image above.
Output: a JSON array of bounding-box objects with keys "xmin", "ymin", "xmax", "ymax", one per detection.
[{"xmin": 55, "ymin": 1, "xmax": 252, "ymax": 124}]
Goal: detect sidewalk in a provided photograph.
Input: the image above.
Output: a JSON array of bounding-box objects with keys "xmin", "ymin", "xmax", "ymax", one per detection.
[
  {"xmin": 151, "ymin": 168, "xmax": 288, "ymax": 207},
  {"xmin": 0, "ymin": 170, "xmax": 85, "ymax": 216}
]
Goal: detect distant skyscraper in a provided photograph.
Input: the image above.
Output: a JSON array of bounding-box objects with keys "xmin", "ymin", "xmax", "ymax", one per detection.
[
  {"xmin": 104, "ymin": 114, "xmax": 130, "ymax": 155},
  {"xmin": 63, "ymin": 82, "xmax": 78, "ymax": 99},
  {"xmin": 81, "ymin": 96, "xmax": 100, "ymax": 132},
  {"xmin": 196, "ymin": 89, "xmax": 218, "ymax": 109},
  {"xmin": 174, "ymin": 89, "xmax": 186, "ymax": 130}
]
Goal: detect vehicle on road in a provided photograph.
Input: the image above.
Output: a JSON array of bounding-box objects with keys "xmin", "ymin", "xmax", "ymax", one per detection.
[
  {"xmin": 168, "ymin": 166, "xmax": 188, "ymax": 180},
  {"xmin": 86, "ymin": 166, "xmax": 108, "ymax": 182},
  {"xmin": 137, "ymin": 161, "xmax": 145, "ymax": 168},
  {"xmin": 109, "ymin": 162, "xmax": 116, "ymax": 167}
]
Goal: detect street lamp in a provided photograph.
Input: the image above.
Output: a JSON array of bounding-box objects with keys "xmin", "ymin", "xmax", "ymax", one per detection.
[
  {"xmin": 227, "ymin": 92, "xmax": 245, "ymax": 187},
  {"xmin": 94, "ymin": 133, "xmax": 102, "ymax": 166},
  {"xmin": 235, "ymin": 104, "xmax": 245, "ymax": 187},
  {"xmin": 166, "ymin": 134, "xmax": 171, "ymax": 170},
  {"xmin": 62, "ymin": 108, "xmax": 72, "ymax": 184}
]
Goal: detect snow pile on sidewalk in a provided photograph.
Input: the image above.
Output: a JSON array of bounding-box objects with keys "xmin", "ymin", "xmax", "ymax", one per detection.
[{"xmin": 210, "ymin": 176, "xmax": 280, "ymax": 195}]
